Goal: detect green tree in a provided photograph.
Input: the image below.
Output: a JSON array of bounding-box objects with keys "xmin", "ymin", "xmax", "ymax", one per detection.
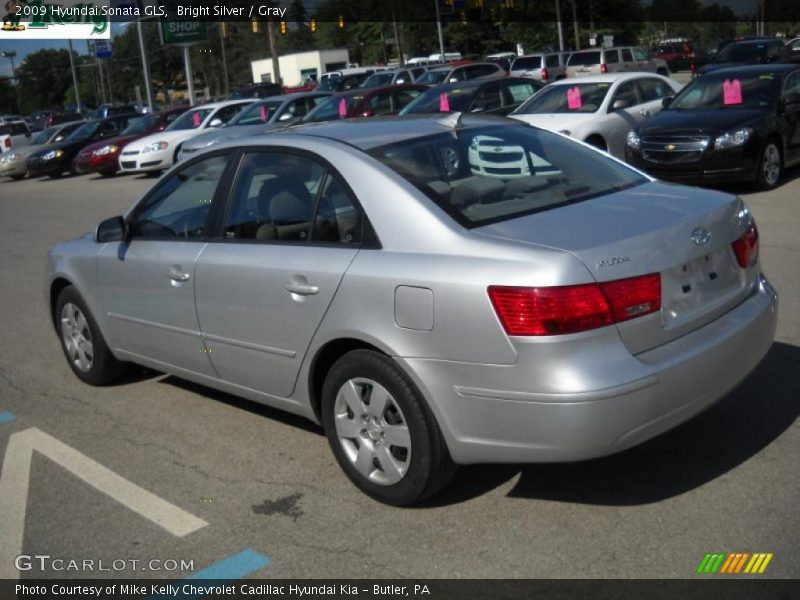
[
  {"xmin": 15, "ymin": 48, "xmax": 75, "ymax": 112},
  {"xmin": 0, "ymin": 77, "xmax": 16, "ymax": 113}
]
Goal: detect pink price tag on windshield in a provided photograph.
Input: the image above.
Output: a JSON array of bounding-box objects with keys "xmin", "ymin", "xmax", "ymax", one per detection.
[
  {"xmin": 723, "ymin": 79, "xmax": 742, "ymax": 105},
  {"xmin": 439, "ymin": 92, "xmax": 450, "ymax": 112},
  {"xmin": 567, "ymin": 86, "xmax": 582, "ymax": 110},
  {"xmin": 192, "ymin": 112, "xmax": 201, "ymax": 127},
  {"xmin": 338, "ymin": 98, "xmax": 347, "ymax": 117},
  {"xmin": 259, "ymin": 105, "xmax": 267, "ymax": 122}
]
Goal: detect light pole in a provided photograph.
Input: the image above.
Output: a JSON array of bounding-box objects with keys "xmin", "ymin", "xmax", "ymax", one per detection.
[
  {"xmin": 66, "ymin": 41, "xmax": 82, "ymax": 114},
  {"xmin": 1, "ymin": 50, "xmax": 20, "ymax": 113},
  {"xmin": 434, "ymin": 0, "xmax": 445, "ymax": 62}
]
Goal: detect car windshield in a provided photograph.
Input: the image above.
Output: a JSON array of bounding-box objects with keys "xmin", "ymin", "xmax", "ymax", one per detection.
[
  {"xmin": 511, "ymin": 56, "xmax": 542, "ymax": 70},
  {"xmin": 33, "ymin": 128, "xmax": 55, "ymax": 144},
  {"xmin": 416, "ymin": 70, "xmax": 450, "ymax": 85},
  {"xmin": 232, "ymin": 101, "xmax": 283, "ymax": 125},
  {"xmin": 303, "ymin": 95, "xmax": 364, "ymax": 122},
  {"xmin": 121, "ymin": 115, "xmax": 156, "ymax": 135},
  {"xmin": 166, "ymin": 108, "xmax": 213, "ymax": 130},
  {"xmin": 514, "ymin": 82, "xmax": 610, "ymax": 114},
  {"xmin": 400, "ymin": 86, "xmax": 477, "ymax": 114},
  {"xmin": 66, "ymin": 121, "xmax": 100, "ymax": 141},
  {"xmin": 670, "ymin": 73, "xmax": 778, "ymax": 109},
  {"xmin": 368, "ymin": 124, "xmax": 645, "ymax": 228},
  {"xmin": 714, "ymin": 44, "xmax": 767, "ymax": 63},
  {"xmin": 568, "ymin": 51, "xmax": 601, "ymax": 66},
  {"xmin": 361, "ymin": 73, "xmax": 395, "ymax": 88}
]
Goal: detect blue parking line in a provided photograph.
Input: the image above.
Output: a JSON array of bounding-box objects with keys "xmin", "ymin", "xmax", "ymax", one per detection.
[
  {"xmin": 0, "ymin": 411, "xmax": 15, "ymax": 425},
  {"xmin": 148, "ymin": 549, "xmax": 270, "ymax": 600}
]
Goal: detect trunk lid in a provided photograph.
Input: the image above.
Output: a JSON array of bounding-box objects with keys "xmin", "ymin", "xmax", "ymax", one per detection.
[{"xmin": 474, "ymin": 181, "xmax": 757, "ymax": 354}]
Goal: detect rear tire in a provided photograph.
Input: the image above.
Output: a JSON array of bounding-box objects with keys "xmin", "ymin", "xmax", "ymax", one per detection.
[
  {"xmin": 56, "ymin": 286, "xmax": 126, "ymax": 385},
  {"xmin": 756, "ymin": 140, "xmax": 782, "ymax": 190},
  {"xmin": 321, "ymin": 350, "xmax": 456, "ymax": 506}
]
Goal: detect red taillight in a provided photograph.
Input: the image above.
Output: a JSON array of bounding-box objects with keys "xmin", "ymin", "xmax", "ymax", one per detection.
[
  {"xmin": 600, "ymin": 63, "xmax": 608, "ymax": 74},
  {"xmin": 488, "ymin": 273, "xmax": 661, "ymax": 336},
  {"xmin": 731, "ymin": 220, "xmax": 759, "ymax": 268},
  {"xmin": 690, "ymin": 61, "xmax": 696, "ymax": 74},
  {"xmin": 3, "ymin": 137, "xmax": 10, "ymax": 148},
  {"xmin": 541, "ymin": 67, "xmax": 549, "ymax": 81},
  {"xmin": 599, "ymin": 274, "xmax": 662, "ymax": 323}
]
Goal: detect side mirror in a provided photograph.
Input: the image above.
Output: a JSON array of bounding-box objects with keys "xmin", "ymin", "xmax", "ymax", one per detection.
[
  {"xmin": 662, "ymin": 96, "xmax": 674, "ymax": 108},
  {"xmin": 95, "ymin": 216, "xmax": 127, "ymax": 243},
  {"xmin": 208, "ymin": 118, "xmax": 223, "ymax": 127},
  {"xmin": 612, "ymin": 98, "xmax": 631, "ymax": 110}
]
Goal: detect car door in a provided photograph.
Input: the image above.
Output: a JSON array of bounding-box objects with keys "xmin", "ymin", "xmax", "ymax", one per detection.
[
  {"xmin": 95, "ymin": 152, "xmax": 232, "ymax": 375},
  {"xmin": 193, "ymin": 150, "xmax": 363, "ymax": 397},
  {"xmin": 632, "ymin": 47, "xmax": 655, "ymax": 72},
  {"xmin": 621, "ymin": 48, "xmax": 634, "ymax": 71},
  {"xmin": 604, "ymin": 78, "xmax": 647, "ymax": 157},
  {"xmin": 635, "ymin": 77, "xmax": 674, "ymax": 119},
  {"xmin": 469, "ymin": 82, "xmax": 503, "ymax": 114},
  {"xmin": 605, "ymin": 49, "xmax": 621, "ymax": 73},
  {"xmin": 392, "ymin": 88, "xmax": 422, "ymax": 112}
]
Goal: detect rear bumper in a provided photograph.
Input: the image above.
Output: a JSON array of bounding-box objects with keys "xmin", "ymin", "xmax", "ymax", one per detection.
[{"xmin": 399, "ymin": 275, "xmax": 778, "ymax": 464}]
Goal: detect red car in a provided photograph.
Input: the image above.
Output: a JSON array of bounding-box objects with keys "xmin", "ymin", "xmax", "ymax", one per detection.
[
  {"xmin": 302, "ymin": 84, "xmax": 427, "ymax": 123},
  {"xmin": 74, "ymin": 108, "xmax": 186, "ymax": 176}
]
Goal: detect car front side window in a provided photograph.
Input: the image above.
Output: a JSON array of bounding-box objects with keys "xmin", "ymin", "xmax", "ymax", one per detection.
[{"xmin": 131, "ymin": 154, "xmax": 229, "ymax": 240}]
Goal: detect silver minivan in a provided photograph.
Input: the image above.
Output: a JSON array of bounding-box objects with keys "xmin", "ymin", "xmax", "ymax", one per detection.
[{"xmin": 510, "ymin": 52, "xmax": 569, "ymax": 82}]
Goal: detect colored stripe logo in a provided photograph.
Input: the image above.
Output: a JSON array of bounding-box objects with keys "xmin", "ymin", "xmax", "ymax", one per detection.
[{"xmin": 697, "ymin": 552, "xmax": 773, "ymax": 574}]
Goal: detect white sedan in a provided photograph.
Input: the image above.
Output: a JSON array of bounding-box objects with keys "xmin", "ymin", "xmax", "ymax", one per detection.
[
  {"xmin": 510, "ymin": 72, "xmax": 683, "ymax": 159},
  {"xmin": 118, "ymin": 100, "xmax": 254, "ymax": 174}
]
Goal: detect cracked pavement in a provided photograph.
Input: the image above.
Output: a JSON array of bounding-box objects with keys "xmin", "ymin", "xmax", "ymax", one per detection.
[{"xmin": 0, "ymin": 169, "xmax": 799, "ymax": 579}]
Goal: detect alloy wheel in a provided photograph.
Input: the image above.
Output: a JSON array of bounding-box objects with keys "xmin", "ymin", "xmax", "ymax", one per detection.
[
  {"xmin": 762, "ymin": 143, "xmax": 781, "ymax": 187},
  {"xmin": 60, "ymin": 302, "xmax": 94, "ymax": 372}
]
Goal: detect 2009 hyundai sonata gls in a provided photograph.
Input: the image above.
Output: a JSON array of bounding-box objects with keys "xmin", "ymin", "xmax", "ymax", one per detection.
[{"xmin": 47, "ymin": 115, "xmax": 778, "ymax": 505}]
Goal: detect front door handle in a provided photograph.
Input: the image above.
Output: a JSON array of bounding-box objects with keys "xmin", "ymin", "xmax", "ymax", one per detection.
[
  {"xmin": 284, "ymin": 282, "xmax": 319, "ymax": 296},
  {"xmin": 167, "ymin": 265, "xmax": 190, "ymax": 282}
]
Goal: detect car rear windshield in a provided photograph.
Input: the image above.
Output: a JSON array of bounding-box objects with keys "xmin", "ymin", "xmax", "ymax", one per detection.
[
  {"xmin": 671, "ymin": 73, "xmax": 778, "ymax": 109},
  {"xmin": 514, "ymin": 82, "xmax": 611, "ymax": 114},
  {"xmin": 511, "ymin": 56, "xmax": 543, "ymax": 71},
  {"xmin": 368, "ymin": 124, "xmax": 646, "ymax": 228},
  {"xmin": 400, "ymin": 86, "xmax": 477, "ymax": 114},
  {"xmin": 166, "ymin": 108, "xmax": 213, "ymax": 130},
  {"xmin": 361, "ymin": 73, "xmax": 395, "ymax": 88},
  {"xmin": 233, "ymin": 101, "xmax": 283, "ymax": 125},
  {"xmin": 567, "ymin": 51, "xmax": 601, "ymax": 66}
]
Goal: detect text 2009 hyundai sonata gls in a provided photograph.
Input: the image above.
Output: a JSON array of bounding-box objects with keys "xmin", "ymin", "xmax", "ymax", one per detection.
[{"xmin": 46, "ymin": 115, "xmax": 778, "ymax": 506}]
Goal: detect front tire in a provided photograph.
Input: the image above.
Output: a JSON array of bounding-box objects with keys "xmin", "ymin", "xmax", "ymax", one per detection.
[
  {"xmin": 756, "ymin": 140, "xmax": 782, "ymax": 190},
  {"xmin": 321, "ymin": 350, "xmax": 456, "ymax": 506},
  {"xmin": 56, "ymin": 286, "xmax": 126, "ymax": 385}
]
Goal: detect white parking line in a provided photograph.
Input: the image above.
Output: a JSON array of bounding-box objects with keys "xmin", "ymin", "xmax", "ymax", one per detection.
[{"xmin": 0, "ymin": 427, "xmax": 208, "ymax": 579}]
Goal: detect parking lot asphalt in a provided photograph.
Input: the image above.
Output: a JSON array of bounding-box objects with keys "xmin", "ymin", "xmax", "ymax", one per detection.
[{"xmin": 0, "ymin": 165, "xmax": 798, "ymax": 579}]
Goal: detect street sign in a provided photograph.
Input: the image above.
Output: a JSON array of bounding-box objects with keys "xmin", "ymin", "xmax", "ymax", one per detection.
[
  {"xmin": 95, "ymin": 39, "xmax": 112, "ymax": 59},
  {"xmin": 159, "ymin": 20, "xmax": 208, "ymax": 45}
]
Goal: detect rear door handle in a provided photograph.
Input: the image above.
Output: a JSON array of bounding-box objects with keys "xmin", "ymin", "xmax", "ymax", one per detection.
[
  {"xmin": 167, "ymin": 265, "xmax": 190, "ymax": 282},
  {"xmin": 284, "ymin": 282, "xmax": 319, "ymax": 296}
]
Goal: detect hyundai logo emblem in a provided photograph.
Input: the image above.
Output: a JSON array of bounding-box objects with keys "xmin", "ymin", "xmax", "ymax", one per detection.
[{"xmin": 691, "ymin": 227, "xmax": 712, "ymax": 246}]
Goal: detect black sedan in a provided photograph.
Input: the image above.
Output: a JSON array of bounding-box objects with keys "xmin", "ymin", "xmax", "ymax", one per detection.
[
  {"xmin": 26, "ymin": 113, "xmax": 137, "ymax": 178},
  {"xmin": 696, "ymin": 39, "xmax": 797, "ymax": 77},
  {"xmin": 625, "ymin": 64, "xmax": 800, "ymax": 190},
  {"xmin": 399, "ymin": 77, "xmax": 544, "ymax": 116}
]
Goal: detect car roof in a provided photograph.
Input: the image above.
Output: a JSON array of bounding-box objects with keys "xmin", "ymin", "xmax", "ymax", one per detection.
[
  {"xmin": 195, "ymin": 99, "xmax": 254, "ymax": 109},
  {"xmin": 430, "ymin": 76, "xmax": 537, "ymax": 92},
  {"xmin": 546, "ymin": 72, "xmax": 654, "ymax": 84},
  {"xmin": 272, "ymin": 114, "xmax": 519, "ymax": 151},
  {"xmin": 698, "ymin": 63, "xmax": 799, "ymax": 76},
  {"xmin": 332, "ymin": 84, "xmax": 425, "ymax": 98}
]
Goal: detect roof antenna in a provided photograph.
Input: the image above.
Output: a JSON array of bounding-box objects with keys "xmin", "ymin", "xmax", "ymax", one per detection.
[{"xmin": 436, "ymin": 111, "xmax": 464, "ymax": 131}]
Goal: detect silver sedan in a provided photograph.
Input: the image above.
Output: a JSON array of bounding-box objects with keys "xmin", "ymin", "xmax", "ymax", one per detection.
[{"xmin": 46, "ymin": 115, "xmax": 778, "ymax": 505}]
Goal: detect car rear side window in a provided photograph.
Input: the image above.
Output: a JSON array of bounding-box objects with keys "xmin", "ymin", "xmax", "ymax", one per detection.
[
  {"xmin": 622, "ymin": 48, "xmax": 634, "ymax": 62},
  {"xmin": 132, "ymin": 154, "xmax": 229, "ymax": 240},
  {"xmin": 545, "ymin": 54, "xmax": 560, "ymax": 68},
  {"xmin": 606, "ymin": 50, "xmax": 620, "ymax": 64},
  {"xmin": 512, "ymin": 56, "xmax": 542, "ymax": 71},
  {"xmin": 368, "ymin": 125, "xmax": 645, "ymax": 228}
]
